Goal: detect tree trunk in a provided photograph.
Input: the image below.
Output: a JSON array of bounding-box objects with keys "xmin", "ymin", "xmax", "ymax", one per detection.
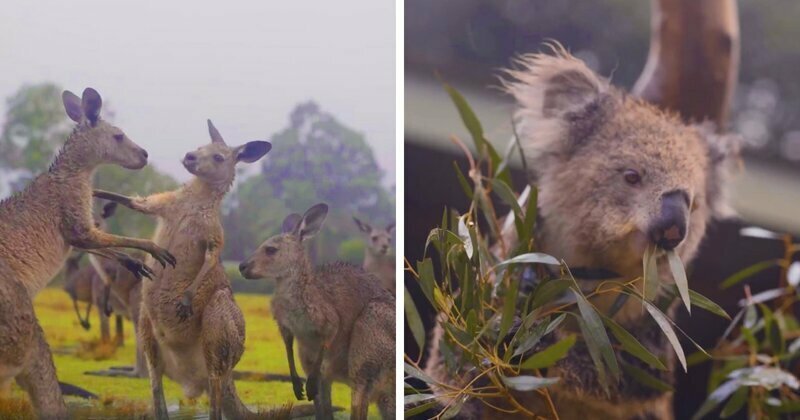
[{"xmin": 633, "ymin": 0, "xmax": 740, "ymax": 130}]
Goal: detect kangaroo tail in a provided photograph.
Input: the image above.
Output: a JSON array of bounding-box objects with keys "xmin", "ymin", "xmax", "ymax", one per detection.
[{"xmin": 58, "ymin": 381, "xmax": 97, "ymax": 399}]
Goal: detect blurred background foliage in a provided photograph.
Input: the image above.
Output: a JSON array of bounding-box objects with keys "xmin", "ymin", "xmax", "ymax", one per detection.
[
  {"xmin": 0, "ymin": 84, "xmax": 395, "ymax": 294},
  {"xmin": 406, "ymin": 0, "xmax": 800, "ymax": 167}
]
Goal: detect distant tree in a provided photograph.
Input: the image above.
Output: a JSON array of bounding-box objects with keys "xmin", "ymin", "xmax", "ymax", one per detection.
[{"xmin": 222, "ymin": 101, "xmax": 394, "ymax": 263}]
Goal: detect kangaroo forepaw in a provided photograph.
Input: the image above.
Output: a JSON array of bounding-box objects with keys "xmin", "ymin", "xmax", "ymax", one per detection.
[
  {"xmin": 176, "ymin": 293, "xmax": 193, "ymax": 320},
  {"xmin": 80, "ymin": 319, "xmax": 91, "ymax": 330},
  {"xmin": 119, "ymin": 255, "xmax": 155, "ymax": 280},
  {"xmin": 292, "ymin": 377, "xmax": 305, "ymax": 400},
  {"xmin": 150, "ymin": 247, "xmax": 177, "ymax": 268}
]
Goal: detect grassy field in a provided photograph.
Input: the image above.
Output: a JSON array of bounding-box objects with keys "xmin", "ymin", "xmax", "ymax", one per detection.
[{"xmin": 2, "ymin": 287, "xmax": 371, "ymax": 419}]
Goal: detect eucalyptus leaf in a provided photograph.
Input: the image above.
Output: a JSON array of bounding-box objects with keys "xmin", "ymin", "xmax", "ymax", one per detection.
[
  {"xmin": 719, "ymin": 386, "xmax": 747, "ymax": 418},
  {"xmin": 500, "ymin": 375, "xmax": 560, "ymax": 391},
  {"xmin": 574, "ymin": 289, "xmax": 620, "ymax": 382},
  {"xmin": 520, "ymin": 334, "xmax": 576, "ymax": 370},
  {"xmin": 404, "ymin": 362, "xmax": 436, "ymax": 385},
  {"xmin": 530, "ymin": 279, "xmax": 571, "ymax": 310},
  {"xmin": 644, "ymin": 301, "xmax": 687, "ymax": 371},
  {"xmin": 667, "ymin": 250, "xmax": 691, "ymax": 314},
  {"xmin": 692, "ymin": 379, "xmax": 742, "ymax": 420},
  {"xmin": 720, "ymin": 260, "xmax": 780, "ymax": 289},
  {"xmin": 457, "ymin": 216, "xmax": 473, "ymax": 259},
  {"xmin": 643, "ymin": 244, "xmax": 659, "ymax": 300},
  {"xmin": 619, "ymin": 360, "xmax": 673, "ymax": 392},
  {"xmin": 602, "ymin": 315, "xmax": 666, "ymax": 370},
  {"xmin": 404, "ymin": 287, "xmax": 426, "ymax": 351},
  {"xmin": 495, "ymin": 253, "xmax": 560, "ymax": 270}
]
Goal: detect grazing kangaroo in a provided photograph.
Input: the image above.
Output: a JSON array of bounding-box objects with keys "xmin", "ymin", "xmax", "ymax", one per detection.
[
  {"xmin": 240, "ymin": 204, "xmax": 396, "ymax": 419},
  {"xmin": 94, "ymin": 120, "xmax": 271, "ymax": 419},
  {"xmin": 353, "ymin": 217, "xmax": 395, "ymax": 293},
  {"xmin": 0, "ymin": 87, "xmax": 175, "ymax": 419}
]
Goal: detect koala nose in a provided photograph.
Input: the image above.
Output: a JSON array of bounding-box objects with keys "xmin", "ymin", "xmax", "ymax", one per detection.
[
  {"xmin": 184, "ymin": 153, "xmax": 197, "ymax": 162},
  {"xmin": 649, "ymin": 190, "xmax": 690, "ymax": 251}
]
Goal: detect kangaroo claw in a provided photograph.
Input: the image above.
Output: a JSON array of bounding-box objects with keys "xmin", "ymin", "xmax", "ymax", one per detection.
[
  {"xmin": 306, "ymin": 374, "xmax": 319, "ymax": 401},
  {"xmin": 80, "ymin": 320, "xmax": 91, "ymax": 330},
  {"xmin": 292, "ymin": 377, "xmax": 305, "ymax": 400}
]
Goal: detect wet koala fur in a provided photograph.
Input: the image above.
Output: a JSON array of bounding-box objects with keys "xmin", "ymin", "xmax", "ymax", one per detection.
[{"xmin": 423, "ymin": 45, "xmax": 740, "ymax": 419}]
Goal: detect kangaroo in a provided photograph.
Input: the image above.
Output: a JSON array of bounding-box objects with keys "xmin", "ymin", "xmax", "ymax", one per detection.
[
  {"xmin": 0, "ymin": 87, "xmax": 175, "ymax": 419},
  {"xmin": 239, "ymin": 204, "xmax": 396, "ymax": 420},
  {"xmin": 353, "ymin": 217, "xmax": 395, "ymax": 293},
  {"xmin": 94, "ymin": 120, "xmax": 271, "ymax": 419}
]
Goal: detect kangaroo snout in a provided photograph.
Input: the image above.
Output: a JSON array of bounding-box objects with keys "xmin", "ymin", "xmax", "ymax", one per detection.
[
  {"xmin": 648, "ymin": 190, "xmax": 689, "ymax": 251},
  {"xmin": 239, "ymin": 260, "xmax": 255, "ymax": 279}
]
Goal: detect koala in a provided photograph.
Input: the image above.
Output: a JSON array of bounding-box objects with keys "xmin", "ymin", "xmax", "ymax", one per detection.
[{"xmin": 422, "ymin": 45, "xmax": 740, "ymax": 419}]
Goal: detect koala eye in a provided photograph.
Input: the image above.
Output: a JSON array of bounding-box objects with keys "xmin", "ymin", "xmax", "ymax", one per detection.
[
  {"xmin": 113, "ymin": 134, "xmax": 124, "ymax": 142},
  {"xmin": 264, "ymin": 246, "xmax": 278, "ymax": 256},
  {"xmin": 623, "ymin": 169, "xmax": 641, "ymax": 185}
]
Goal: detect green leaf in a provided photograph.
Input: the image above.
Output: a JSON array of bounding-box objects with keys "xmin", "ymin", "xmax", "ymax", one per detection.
[
  {"xmin": 452, "ymin": 161, "xmax": 473, "ymax": 200},
  {"xmin": 404, "ymin": 400, "xmax": 437, "ymax": 418},
  {"xmin": 602, "ymin": 315, "xmax": 667, "ymax": 370},
  {"xmin": 510, "ymin": 314, "xmax": 565, "ymax": 361},
  {"xmin": 404, "ymin": 393, "xmax": 436, "ymax": 406},
  {"xmin": 619, "ymin": 360, "xmax": 673, "ymax": 392},
  {"xmin": 644, "ymin": 301, "xmax": 687, "ymax": 371},
  {"xmin": 643, "ymin": 244, "xmax": 659, "ymax": 301},
  {"xmin": 530, "ymin": 279, "xmax": 572, "ymax": 310},
  {"xmin": 693, "ymin": 380, "xmax": 742, "ymax": 420},
  {"xmin": 404, "ymin": 287, "xmax": 426, "ymax": 351},
  {"xmin": 498, "ymin": 277, "xmax": 520, "ymax": 345},
  {"xmin": 500, "ymin": 375, "xmax": 560, "ymax": 391},
  {"xmin": 417, "ymin": 259, "xmax": 436, "ymax": 303},
  {"xmin": 720, "ymin": 260, "xmax": 780, "ymax": 289},
  {"xmin": 522, "ymin": 186, "xmax": 538, "ymax": 251},
  {"xmin": 494, "ymin": 253, "xmax": 560, "ymax": 271},
  {"xmin": 490, "ymin": 178, "xmax": 524, "ymax": 236},
  {"xmin": 404, "ymin": 362, "xmax": 436, "ymax": 385},
  {"xmin": 667, "ymin": 250, "xmax": 691, "ymax": 314},
  {"xmin": 663, "ymin": 285, "xmax": 730, "ymax": 319},
  {"xmin": 720, "ymin": 387, "xmax": 747, "ymax": 418},
  {"xmin": 573, "ymin": 289, "xmax": 620, "ymax": 382},
  {"xmin": 441, "ymin": 394, "xmax": 467, "ymax": 419},
  {"xmin": 520, "ymin": 334, "xmax": 576, "ymax": 370}
]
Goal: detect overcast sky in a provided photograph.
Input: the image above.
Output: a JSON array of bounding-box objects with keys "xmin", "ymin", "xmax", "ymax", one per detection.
[{"xmin": 0, "ymin": 0, "xmax": 395, "ymax": 185}]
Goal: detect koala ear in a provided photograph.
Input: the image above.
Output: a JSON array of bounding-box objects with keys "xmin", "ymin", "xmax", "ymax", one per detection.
[
  {"xmin": 697, "ymin": 124, "xmax": 742, "ymax": 219},
  {"xmin": 235, "ymin": 141, "xmax": 272, "ymax": 163},
  {"xmin": 504, "ymin": 43, "xmax": 606, "ymax": 120},
  {"xmin": 297, "ymin": 203, "xmax": 329, "ymax": 241},
  {"xmin": 353, "ymin": 216, "xmax": 371, "ymax": 233},
  {"xmin": 62, "ymin": 91, "xmax": 83, "ymax": 123},
  {"xmin": 81, "ymin": 88, "xmax": 102, "ymax": 125}
]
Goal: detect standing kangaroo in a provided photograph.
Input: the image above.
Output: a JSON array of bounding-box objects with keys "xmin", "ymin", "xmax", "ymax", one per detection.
[
  {"xmin": 0, "ymin": 88, "xmax": 175, "ymax": 419},
  {"xmin": 353, "ymin": 217, "xmax": 395, "ymax": 293},
  {"xmin": 240, "ymin": 204, "xmax": 396, "ymax": 420},
  {"xmin": 94, "ymin": 120, "xmax": 271, "ymax": 419}
]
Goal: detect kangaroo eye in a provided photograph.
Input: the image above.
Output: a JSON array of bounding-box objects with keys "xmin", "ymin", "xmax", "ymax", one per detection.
[
  {"xmin": 213, "ymin": 154, "xmax": 225, "ymax": 163},
  {"xmin": 264, "ymin": 246, "xmax": 278, "ymax": 255},
  {"xmin": 623, "ymin": 169, "xmax": 641, "ymax": 185},
  {"xmin": 113, "ymin": 134, "xmax": 124, "ymax": 142}
]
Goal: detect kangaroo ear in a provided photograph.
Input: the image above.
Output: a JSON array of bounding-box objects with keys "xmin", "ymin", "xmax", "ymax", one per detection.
[
  {"xmin": 235, "ymin": 141, "xmax": 272, "ymax": 163},
  {"xmin": 386, "ymin": 222, "xmax": 395, "ymax": 235},
  {"xmin": 207, "ymin": 119, "xmax": 226, "ymax": 145},
  {"xmin": 63, "ymin": 91, "xmax": 83, "ymax": 123},
  {"xmin": 81, "ymin": 88, "xmax": 102, "ymax": 126},
  {"xmin": 298, "ymin": 203, "xmax": 329, "ymax": 240},
  {"xmin": 102, "ymin": 202, "xmax": 118, "ymax": 219},
  {"xmin": 281, "ymin": 213, "xmax": 302, "ymax": 234},
  {"xmin": 353, "ymin": 216, "xmax": 371, "ymax": 233}
]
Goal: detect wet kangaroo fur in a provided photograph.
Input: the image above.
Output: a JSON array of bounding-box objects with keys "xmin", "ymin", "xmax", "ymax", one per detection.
[
  {"xmin": 353, "ymin": 217, "xmax": 395, "ymax": 293},
  {"xmin": 94, "ymin": 120, "xmax": 272, "ymax": 419},
  {"xmin": 0, "ymin": 88, "xmax": 175, "ymax": 419},
  {"xmin": 423, "ymin": 45, "xmax": 741, "ymax": 419},
  {"xmin": 240, "ymin": 204, "xmax": 396, "ymax": 420}
]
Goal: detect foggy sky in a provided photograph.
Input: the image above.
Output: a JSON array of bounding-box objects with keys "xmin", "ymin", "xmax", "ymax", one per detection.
[{"xmin": 0, "ymin": 0, "xmax": 395, "ymax": 185}]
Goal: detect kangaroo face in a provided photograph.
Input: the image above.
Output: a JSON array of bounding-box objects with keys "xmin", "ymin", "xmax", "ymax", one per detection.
[
  {"xmin": 182, "ymin": 120, "xmax": 271, "ymax": 186},
  {"xmin": 239, "ymin": 203, "xmax": 329, "ymax": 281},
  {"xmin": 353, "ymin": 217, "xmax": 395, "ymax": 256},
  {"xmin": 62, "ymin": 88, "xmax": 149, "ymax": 170}
]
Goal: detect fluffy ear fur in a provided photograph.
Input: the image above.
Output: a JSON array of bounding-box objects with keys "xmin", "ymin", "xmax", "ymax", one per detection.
[
  {"xmin": 62, "ymin": 91, "xmax": 83, "ymax": 123},
  {"xmin": 81, "ymin": 88, "xmax": 102, "ymax": 126},
  {"xmin": 502, "ymin": 43, "xmax": 609, "ymax": 179},
  {"xmin": 281, "ymin": 213, "xmax": 302, "ymax": 234},
  {"xmin": 696, "ymin": 123, "xmax": 743, "ymax": 219}
]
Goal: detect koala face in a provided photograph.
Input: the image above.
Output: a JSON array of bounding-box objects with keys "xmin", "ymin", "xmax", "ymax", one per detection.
[{"xmin": 503, "ymin": 45, "xmax": 739, "ymax": 275}]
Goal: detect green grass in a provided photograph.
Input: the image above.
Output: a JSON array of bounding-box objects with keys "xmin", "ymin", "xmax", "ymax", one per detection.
[{"xmin": 2, "ymin": 288, "xmax": 375, "ymax": 419}]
